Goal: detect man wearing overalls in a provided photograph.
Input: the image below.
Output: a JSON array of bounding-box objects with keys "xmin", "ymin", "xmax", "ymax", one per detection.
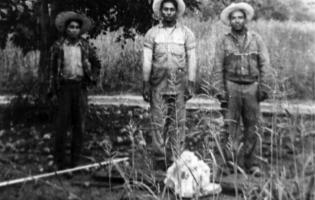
[
  {"xmin": 142, "ymin": 0, "xmax": 197, "ymax": 163},
  {"xmin": 48, "ymin": 11, "xmax": 101, "ymax": 170}
]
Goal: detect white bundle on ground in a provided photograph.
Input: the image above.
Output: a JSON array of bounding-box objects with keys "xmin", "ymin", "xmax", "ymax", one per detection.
[{"xmin": 164, "ymin": 151, "xmax": 221, "ymax": 198}]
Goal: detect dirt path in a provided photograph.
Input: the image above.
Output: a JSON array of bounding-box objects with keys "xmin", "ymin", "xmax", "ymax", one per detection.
[{"xmin": 1, "ymin": 95, "xmax": 315, "ymax": 115}]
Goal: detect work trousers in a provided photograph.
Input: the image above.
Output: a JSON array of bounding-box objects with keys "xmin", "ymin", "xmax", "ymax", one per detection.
[
  {"xmin": 54, "ymin": 80, "xmax": 88, "ymax": 168},
  {"xmin": 221, "ymin": 80, "xmax": 261, "ymax": 170},
  {"xmin": 149, "ymin": 87, "xmax": 186, "ymax": 159}
]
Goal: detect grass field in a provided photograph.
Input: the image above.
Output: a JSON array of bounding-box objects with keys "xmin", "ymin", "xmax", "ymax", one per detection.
[{"xmin": 0, "ymin": 18, "xmax": 315, "ymax": 99}]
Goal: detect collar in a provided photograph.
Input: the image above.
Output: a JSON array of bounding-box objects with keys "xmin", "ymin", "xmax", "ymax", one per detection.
[
  {"xmin": 227, "ymin": 27, "xmax": 254, "ymax": 49},
  {"xmin": 228, "ymin": 27, "xmax": 248, "ymax": 41},
  {"xmin": 63, "ymin": 38, "xmax": 82, "ymax": 47},
  {"xmin": 158, "ymin": 21, "xmax": 180, "ymax": 29}
]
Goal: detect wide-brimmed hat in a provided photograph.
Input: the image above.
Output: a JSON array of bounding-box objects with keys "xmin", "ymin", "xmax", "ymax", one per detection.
[
  {"xmin": 220, "ymin": 2, "xmax": 254, "ymax": 25},
  {"xmin": 55, "ymin": 11, "xmax": 93, "ymax": 34},
  {"xmin": 153, "ymin": 0, "xmax": 186, "ymax": 19}
]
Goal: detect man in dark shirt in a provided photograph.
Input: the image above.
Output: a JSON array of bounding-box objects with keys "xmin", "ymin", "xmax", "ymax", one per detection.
[{"xmin": 48, "ymin": 11, "xmax": 101, "ymax": 170}]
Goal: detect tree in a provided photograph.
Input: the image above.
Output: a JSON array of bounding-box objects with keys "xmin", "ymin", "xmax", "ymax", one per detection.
[
  {"xmin": 0, "ymin": 0, "xmax": 200, "ymax": 51},
  {"xmin": 0, "ymin": 0, "xmax": 200, "ymax": 94}
]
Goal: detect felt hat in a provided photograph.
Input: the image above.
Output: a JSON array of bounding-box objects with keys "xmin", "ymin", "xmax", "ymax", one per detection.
[
  {"xmin": 153, "ymin": 0, "xmax": 186, "ymax": 18},
  {"xmin": 220, "ymin": 2, "xmax": 254, "ymax": 25},
  {"xmin": 55, "ymin": 11, "xmax": 93, "ymax": 34}
]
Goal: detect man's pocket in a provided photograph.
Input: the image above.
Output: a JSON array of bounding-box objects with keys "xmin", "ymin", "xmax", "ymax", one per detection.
[{"xmin": 150, "ymin": 68, "xmax": 168, "ymax": 86}]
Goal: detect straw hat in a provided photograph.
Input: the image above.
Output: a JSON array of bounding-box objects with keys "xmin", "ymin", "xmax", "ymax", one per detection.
[
  {"xmin": 153, "ymin": 0, "xmax": 186, "ymax": 18},
  {"xmin": 55, "ymin": 11, "xmax": 93, "ymax": 34},
  {"xmin": 220, "ymin": 2, "xmax": 254, "ymax": 25}
]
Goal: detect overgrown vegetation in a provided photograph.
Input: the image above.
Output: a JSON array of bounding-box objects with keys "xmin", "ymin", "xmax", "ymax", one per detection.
[
  {"xmin": 1, "ymin": 1, "xmax": 315, "ymax": 199},
  {"xmin": 1, "ymin": 98, "xmax": 314, "ymax": 199},
  {"xmin": 1, "ymin": 18, "xmax": 314, "ymax": 99},
  {"xmin": 0, "ymin": 75, "xmax": 313, "ymax": 200}
]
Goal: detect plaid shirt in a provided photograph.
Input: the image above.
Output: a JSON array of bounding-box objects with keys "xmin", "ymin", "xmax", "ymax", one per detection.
[
  {"xmin": 213, "ymin": 30, "xmax": 270, "ymax": 94},
  {"xmin": 48, "ymin": 37, "xmax": 101, "ymax": 94}
]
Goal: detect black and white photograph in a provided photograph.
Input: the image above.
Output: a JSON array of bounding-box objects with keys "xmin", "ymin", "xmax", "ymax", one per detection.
[{"xmin": 0, "ymin": 0, "xmax": 315, "ymax": 199}]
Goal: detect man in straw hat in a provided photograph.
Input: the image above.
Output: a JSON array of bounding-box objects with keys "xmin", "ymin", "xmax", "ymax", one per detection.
[
  {"xmin": 213, "ymin": 2, "xmax": 270, "ymax": 175},
  {"xmin": 142, "ymin": 0, "xmax": 197, "ymax": 166},
  {"xmin": 48, "ymin": 11, "xmax": 101, "ymax": 170}
]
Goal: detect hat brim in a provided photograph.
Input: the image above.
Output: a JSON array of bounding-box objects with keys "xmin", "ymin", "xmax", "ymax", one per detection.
[
  {"xmin": 220, "ymin": 3, "xmax": 254, "ymax": 26},
  {"xmin": 55, "ymin": 11, "xmax": 93, "ymax": 34},
  {"xmin": 153, "ymin": 0, "xmax": 186, "ymax": 19}
]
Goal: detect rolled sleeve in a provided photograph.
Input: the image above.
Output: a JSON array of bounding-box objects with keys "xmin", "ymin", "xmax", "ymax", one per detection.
[
  {"xmin": 184, "ymin": 26, "xmax": 196, "ymax": 51},
  {"xmin": 144, "ymin": 28, "xmax": 155, "ymax": 50},
  {"xmin": 213, "ymin": 36, "xmax": 226, "ymax": 97},
  {"xmin": 143, "ymin": 48, "xmax": 153, "ymax": 82}
]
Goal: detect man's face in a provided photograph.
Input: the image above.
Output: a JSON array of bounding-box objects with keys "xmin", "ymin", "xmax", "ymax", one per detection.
[
  {"xmin": 66, "ymin": 21, "xmax": 81, "ymax": 39},
  {"xmin": 229, "ymin": 10, "xmax": 246, "ymax": 32},
  {"xmin": 161, "ymin": 2, "xmax": 177, "ymax": 23}
]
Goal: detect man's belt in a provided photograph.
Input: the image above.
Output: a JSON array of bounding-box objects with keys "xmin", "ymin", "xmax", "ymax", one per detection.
[
  {"xmin": 60, "ymin": 78, "xmax": 83, "ymax": 84},
  {"xmin": 225, "ymin": 73, "xmax": 258, "ymax": 84}
]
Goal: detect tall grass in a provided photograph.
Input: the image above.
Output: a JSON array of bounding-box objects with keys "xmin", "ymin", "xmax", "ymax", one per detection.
[
  {"xmin": 108, "ymin": 94, "xmax": 315, "ymax": 199},
  {"xmin": 0, "ymin": 42, "xmax": 39, "ymax": 94},
  {"xmin": 181, "ymin": 18, "xmax": 315, "ymax": 100},
  {"xmin": 1, "ymin": 18, "xmax": 315, "ymax": 99}
]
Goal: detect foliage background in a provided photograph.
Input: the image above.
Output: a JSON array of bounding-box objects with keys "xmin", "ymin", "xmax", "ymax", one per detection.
[
  {"xmin": 0, "ymin": 0, "xmax": 315, "ymax": 99},
  {"xmin": 1, "ymin": 18, "xmax": 315, "ymax": 99}
]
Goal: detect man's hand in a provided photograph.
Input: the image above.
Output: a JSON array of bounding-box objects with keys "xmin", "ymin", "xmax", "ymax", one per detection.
[
  {"xmin": 220, "ymin": 100, "xmax": 228, "ymax": 109},
  {"xmin": 257, "ymin": 84, "xmax": 269, "ymax": 102},
  {"xmin": 83, "ymin": 59, "xmax": 92, "ymax": 71},
  {"xmin": 143, "ymin": 81, "xmax": 151, "ymax": 103},
  {"xmin": 185, "ymin": 81, "xmax": 195, "ymax": 101},
  {"xmin": 216, "ymin": 92, "xmax": 228, "ymax": 103},
  {"xmin": 46, "ymin": 90, "xmax": 58, "ymax": 104},
  {"xmin": 216, "ymin": 92, "xmax": 229, "ymax": 111},
  {"xmin": 257, "ymin": 89, "xmax": 268, "ymax": 102},
  {"xmin": 216, "ymin": 92, "xmax": 228, "ymax": 117}
]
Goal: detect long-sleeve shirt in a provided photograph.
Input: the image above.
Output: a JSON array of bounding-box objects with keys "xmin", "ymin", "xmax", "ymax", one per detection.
[
  {"xmin": 48, "ymin": 37, "xmax": 101, "ymax": 94},
  {"xmin": 143, "ymin": 23, "xmax": 196, "ymax": 94},
  {"xmin": 213, "ymin": 30, "xmax": 270, "ymax": 95}
]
